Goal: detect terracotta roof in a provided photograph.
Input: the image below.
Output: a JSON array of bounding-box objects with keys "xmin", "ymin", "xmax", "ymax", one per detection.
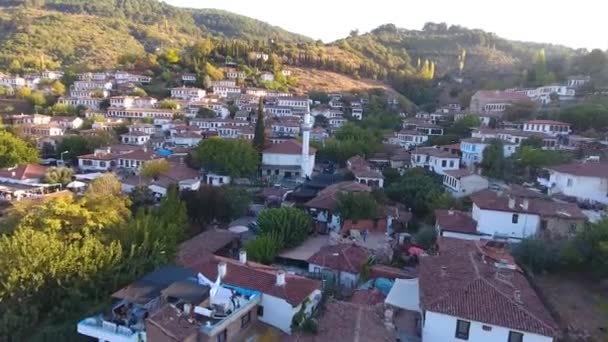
[
  {"xmin": 160, "ymin": 163, "xmax": 199, "ymax": 182},
  {"xmin": 341, "ymin": 219, "xmax": 387, "ymax": 234},
  {"xmin": 370, "ymin": 264, "xmax": 418, "ymax": 279},
  {"xmin": 118, "ymin": 150, "xmax": 161, "ymax": 161},
  {"xmin": 412, "ymin": 147, "xmax": 459, "ymax": 159},
  {"xmin": 191, "ymin": 255, "xmax": 321, "ymax": 306},
  {"xmin": 461, "ymin": 137, "xmax": 517, "ymax": 145},
  {"xmin": 304, "ymin": 181, "xmax": 371, "ymax": 210},
  {"xmin": 307, "ymin": 244, "xmax": 370, "ymax": 274},
  {"xmin": 350, "ymin": 288, "xmax": 386, "ymax": 305},
  {"xmin": 547, "ymin": 162, "xmax": 608, "ymax": 179},
  {"xmin": 284, "ymin": 299, "xmax": 393, "ymax": 342},
  {"xmin": 263, "ymin": 140, "xmax": 316, "ymax": 155},
  {"xmin": 390, "ymin": 149, "xmax": 411, "ymax": 162},
  {"xmin": 420, "ymin": 238, "xmax": 558, "ymax": 337},
  {"xmin": 471, "ymin": 190, "xmax": 585, "ymax": 219},
  {"xmin": 78, "ymin": 153, "xmax": 117, "ymax": 161},
  {"xmin": 175, "ymin": 229, "xmax": 238, "ymax": 267},
  {"xmin": 0, "ymin": 164, "xmax": 48, "ymax": 180},
  {"xmin": 473, "ymin": 90, "xmax": 530, "ymax": 103},
  {"xmin": 435, "ymin": 209, "xmax": 478, "ymax": 234}
]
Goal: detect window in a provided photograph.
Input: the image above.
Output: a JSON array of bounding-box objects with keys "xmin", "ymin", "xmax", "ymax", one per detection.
[
  {"xmin": 569, "ymin": 223, "xmax": 577, "ymax": 234},
  {"xmin": 508, "ymin": 331, "xmax": 523, "ymax": 342},
  {"xmin": 482, "ymin": 325, "xmax": 492, "ymax": 331},
  {"xmin": 217, "ymin": 329, "xmax": 227, "ymax": 342},
  {"xmin": 455, "ymin": 319, "xmax": 470, "ymax": 340},
  {"xmin": 442, "ymin": 160, "xmax": 447, "ymax": 167},
  {"xmin": 241, "ymin": 311, "xmax": 251, "ymax": 328},
  {"xmin": 512, "ymin": 214, "xmax": 519, "ymax": 224},
  {"xmin": 567, "ymin": 178, "xmax": 573, "ymax": 187},
  {"xmin": 449, "ymin": 160, "xmax": 455, "ymax": 168},
  {"xmin": 257, "ymin": 305, "xmax": 264, "ymax": 317}
]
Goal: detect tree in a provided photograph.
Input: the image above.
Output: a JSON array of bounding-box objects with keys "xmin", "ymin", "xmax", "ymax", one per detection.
[
  {"xmin": 448, "ymin": 115, "xmax": 480, "ymax": 137},
  {"xmin": 205, "ymin": 62, "xmax": 224, "ymax": 81},
  {"xmin": 140, "ymin": 159, "xmax": 170, "ymax": 179},
  {"xmin": 15, "ymin": 87, "xmax": 32, "ymax": 99},
  {"xmin": 253, "ymin": 98, "xmax": 266, "ymax": 152},
  {"xmin": 385, "ymin": 168, "xmax": 445, "ymax": 219},
  {"xmin": 257, "ymin": 207, "xmax": 312, "ymax": 248},
  {"xmin": 414, "ymin": 226, "xmax": 437, "ymax": 250},
  {"xmin": 504, "ymin": 101, "xmax": 536, "ymax": 122},
  {"xmin": 193, "ymin": 138, "xmax": 259, "ymax": 178},
  {"xmin": 159, "ymin": 99, "xmax": 178, "ymax": 110},
  {"xmin": 132, "ymin": 87, "xmax": 147, "ymax": 97},
  {"xmin": 197, "ymin": 107, "xmax": 217, "ymax": 118},
  {"xmin": 50, "ymin": 80, "xmax": 66, "ymax": 96},
  {"xmin": 181, "ymin": 185, "xmax": 251, "ymax": 225},
  {"xmin": 129, "ymin": 185, "xmax": 156, "ymax": 211},
  {"xmin": 481, "ymin": 139, "xmax": 506, "ymax": 179},
  {"xmin": 245, "ymin": 234, "xmax": 283, "ymax": 265},
  {"xmin": 56, "ymin": 135, "xmax": 107, "ymax": 163},
  {"xmin": 164, "ymin": 48, "xmax": 180, "ymax": 64},
  {"xmin": 82, "ymin": 174, "xmax": 131, "ymax": 226},
  {"xmin": 0, "ymin": 131, "xmax": 39, "ymax": 167},
  {"xmin": 335, "ymin": 192, "xmax": 378, "ymax": 221},
  {"xmin": 43, "ymin": 167, "xmax": 73, "ymax": 185},
  {"xmin": 314, "ymin": 115, "xmax": 328, "ymax": 129}
]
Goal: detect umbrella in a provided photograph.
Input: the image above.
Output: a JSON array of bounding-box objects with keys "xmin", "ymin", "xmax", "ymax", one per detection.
[{"xmin": 66, "ymin": 181, "xmax": 86, "ymax": 189}]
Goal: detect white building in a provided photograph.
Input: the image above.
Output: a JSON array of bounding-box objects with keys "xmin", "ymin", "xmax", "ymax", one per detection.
[
  {"xmin": 262, "ymin": 140, "xmax": 316, "ymax": 179},
  {"xmin": 260, "ymin": 72, "xmax": 274, "ymax": 82},
  {"xmin": 411, "ymin": 147, "xmax": 460, "ymax": 176},
  {"xmin": 522, "ymin": 120, "xmax": 571, "ymax": 137},
  {"xmin": 275, "ymin": 96, "xmax": 308, "ymax": 109},
  {"xmin": 442, "ymin": 170, "xmax": 489, "ymax": 198},
  {"xmin": 460, "ymin": 137, "xmax": 517, "ymax": 166},
  {"xmin": 195, "ymin": 255, "xmax": 322, "ymax": 334},
  {"xmin": 57, "ymin": 97, "xmax": 103, "ymax": 110},
  {"xmin": 567, "ymin": 75, "xmax": 590, "ymax": 88},
  {"xmin": 109, "ymin": 96, "xmax": 157, "ymax": 109},
  {"xmin": 396, "ymin": 130, "xmax": 428, "ymax": 148},
  {"xmin": 543, "ymin": 162, "xmax": 608, "ymax": 205},
  {"xmin": 419, "ymin": 238, "xmax": 559, "ymax": 342},
  {"xmin": 212, "ymin": 85, "xmax": 241, "ymax": 98},
  {"xmin": 77, "ymin": 151, "xmax": 116, "ymax": 172},
  {"xmin": 106, "ymin": 107, "xmax": 174, "ymax": 119},
  {"xmin": 522, "ymin": 85, "xmax": 575, "ymax": 104},
  {"xmin": 121, "ymin": 131, "xmax": 151, "ymax": 145},
  {"xmin": 171, "ymin": 87, "xmax": 206, "ymax": 101},
  {"xmin": 307, "ymin": 244, "xmax": 370, "ymax": 288}
]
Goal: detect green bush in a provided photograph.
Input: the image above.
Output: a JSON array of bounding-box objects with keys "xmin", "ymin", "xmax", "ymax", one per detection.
[{"xmin": 245, "ymin": 234, "xmax": 283, "ymax": 265}]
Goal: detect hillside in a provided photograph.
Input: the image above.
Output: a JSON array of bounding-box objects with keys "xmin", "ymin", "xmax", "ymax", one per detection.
[{"xmin": 288, "ymin": 67, "xmax": 398, "ymax": 95}]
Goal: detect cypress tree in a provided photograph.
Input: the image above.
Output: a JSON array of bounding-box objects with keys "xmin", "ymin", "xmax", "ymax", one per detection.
[{"xmin": 253, "ymin": 97, "xmax": 265, "ymax": 152}]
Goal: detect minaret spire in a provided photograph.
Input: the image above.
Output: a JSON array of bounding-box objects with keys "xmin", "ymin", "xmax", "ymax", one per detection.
[{"xmin": 301, "ymin": 101, "xmax": 312, "ymax": 178}]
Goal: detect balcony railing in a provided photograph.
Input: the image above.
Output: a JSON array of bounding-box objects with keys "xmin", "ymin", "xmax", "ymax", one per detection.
[{"xmin": 77, "ymin": 316, "xmax": 146, "ymax": 342}]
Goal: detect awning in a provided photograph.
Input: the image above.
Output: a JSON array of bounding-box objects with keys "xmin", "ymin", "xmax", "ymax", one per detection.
[
  {"xmin": 385, "ymin": 278, "xmax": 420, "ymax": 312},
  {"xmin": 66, "ymin": 181, "xmax": 86, "ymax": 189}
]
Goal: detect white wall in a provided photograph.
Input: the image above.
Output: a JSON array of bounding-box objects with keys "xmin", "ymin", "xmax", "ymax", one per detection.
[
  {"xmin": 262, "ymin": 153, "xmax": 315, "ymax": 176},
  {"xmin": 458, "ymin": 175, "xmax": 489, "ymax": 197},
  {"xmin": 472, "ymin": 204, "xmax": 540, "ymax": 240},
  {"xmin": 549, "ymin": 171, "xmax": 608, "ymax": 205},
  {"xmin": 308, "ymin": 263, "xmax": 358, "ymax": 288},
  {"xmin": 78, "ymin": 158, "xmax": 113, "ymax": 172},
  {"xmin": 423, "ymin": 311, "xmax": 553, "ymax": 342}
]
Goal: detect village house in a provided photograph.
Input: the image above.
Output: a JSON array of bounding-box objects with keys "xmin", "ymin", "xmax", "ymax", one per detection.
[
  {"xmin": 20, "ymin": 124, "xmax": 65, "ymax": 137},
  {"xmin": 109, "ymin": 96, "xmax": 158, "ymax": 109},
  {"xmin": 304, "ymin": 181, "xmax": 372, "ymax": 232},
  {"xmin": 192, "ymin": 254, "xmax": 322, "ymax": 334},
  {"xmin": 460, "ymin": 137, "xmax": 517, "ymax": 166},
  {"xmin": 265, "ymin": 105, "xmax": 293, "ymax": 117},
  {"xmin": 522, "ymin": 120, "xmax": 571, "ymax": 137},
  {"xmin": 5, "ymin": 113, "xmax": 51, "ymax": 125},
  {"xmin": 472, "ymin": 128, "xmax": 559, "ymax": 150},
  {"xmin": 307, "ymin": 244, "xmax": 370, "ymax": 288},
  {"xmin": 57, "ymin": 97, "xmax": 104, "ymax": 110},
  {"xmin": 435, "ymin": 209, "xmax": 480, "ymax": 240},
  {"xmin": 273, "ymin": 96, "xmax": 308, "ymax": 109},
  {"xmin": 271, "ymin": 118, "xmax": 300, "ymax": 137},
  {"xmin": 411, "ymin": 147, "xmax": 460, "ymax": 175},
  {"xmin": 182, "ymin": 73, "xmax": 197, "ymax": 82},
  {"xmin": 442, "ymin": 169, "xmax": 489, "ymax": 198},
  {"xmin": 50, "ymin": 116, "xmax": 84, "ymax": 130},
  {"xmin": 542, "ymin": 161, "xmax": 608, "ymax": 205},
  {"xmin": 106, "ymin": 107, "xmax": 174, "ymax": 119},
  {"xmin": 261, "ymin": 140, "xmax": 316, "ymax": 179},
  {"xmin": 171, "ymin": 132, "xmax": 203, "ymax": 147},
  {"xmin": 0, "ymin": 73, "xmax": 26, "ymax": 89},
  {"xmin": 419, "ymin": 238, "xmax": 559, "ymax": 342},
  {"xmin": 171, "ymin": 87, "xmax": 206, "ymax": 101},
  {"xmin": 469, "ymin": 90, "xmax": 531, "ymax": 114},
  {"xmin": 471, "ymin": 190, "xmax": 586, "ymax": 240},
  {"xmin": 521, "ymin": 85, "xmax": 576, "ymax": 104},
  {"xmin": 396, "ymin": 130, "xmax": 429, "ymax": 148},
  {"xmin": 117, "ymin": 149, "xmax": 163, "ymax": 170},
  {"xmin": 329, "ymin": 115, "xmax": 347, "ymax": 129},
  {"xmin": 259, "ymin": 72, "xmax": 274, "ymax": 82},
  {"xmin": 347, "ymin": 155, "xmax": 384, "ymax": 188},
  {"xmin": 351, "ymin": 102, "xmax": 363, "ymax": 120},
  {"xmin": 567, "ymin": 75, "xmax": 590, "ymax": 88},
  {"xmin": 77, "ymin": 150, "xmax": 117, "ymax": 172},
  {"xmin": 121, "ymin": 130, "xmax": 151, "ymax": 145},
  {"xmin": 402, "ymin": 118, "xmax": 444, "ymax": 136}
]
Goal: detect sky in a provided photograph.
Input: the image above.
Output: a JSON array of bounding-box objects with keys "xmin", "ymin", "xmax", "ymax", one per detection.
[{"xmin": 164, "ymin": 0, "xmax": 606, "ymax": 50}]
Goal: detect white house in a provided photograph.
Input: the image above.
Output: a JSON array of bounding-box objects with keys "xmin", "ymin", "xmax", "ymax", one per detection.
[
  {"xmin": 442, "ymin": 169, "xmax": 489, "ymax": 198},
  {"xmin": 543, "ymin": 162, "xmax": 608, "ymax": 205},
  {"xmin": 203, "ymin": 173, "xmax": 231, "ymax": 186},
  {"xmin": 262, "ymin": 140, "xmax": 316, "ymax": 178},
  {"xmin": 523, "ymin": 120, "xmax": 571, "ymax": 137},
  {"xmin": 106, "ymin": 107, "xmax": 174, "ymax": 119},
  {"xmin": 77, "ymin": 151, "xmax": 116, "ymax": 172},
  {"xmin": 117, "ymin": 150, "xmax": 162, "ymax": 170},
  {"xmin": 411, "ymin": 147, "xmax": 460, "ymax": 176},
  {"xmin": 194, "ymin": 255, "xmax": 322, "ymax": 334},
  {"xmin": 121, "ymin": 131, "xmax": 151, "ymax": 145},
  {"xmin": 212, "ymin": 85, "xmax": 241, "ymax": 98},
  {"xmin": 171, "ymin": 87, "xmax": 206, "ymax": 101},
  {"xmin": 171, "ymin": 132, "xmax": 203, "ymax": 147},
  {"xmin": 275, "ymin": 96, "xmax": 308, "ymax": 109},
  {"xmin": 396, "ymin": 130, "xmax": 428, "ymax": 148},
  {"xmin": 567, "ymin": 75, "xmax": 590, "ymax": 88},
  {"xmin": 460, "ymin": 137, "xmax": 517, "ymax": 166},
  {"xmin": 260, "ymin": 72, "xmax": 274, "ymax": 82},
  {"xmin": 419, "ymin": 238, "xmax": 558, "ymax": 342},
  {"xmin": 523, "ymin": 85, "xmax": 575, "ymax": 104}
]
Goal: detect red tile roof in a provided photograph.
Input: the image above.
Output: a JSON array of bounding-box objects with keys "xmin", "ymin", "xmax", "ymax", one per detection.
[
  {"xmin": 118, "ymin": 150, "xmax": 161, "ymax": 161},
  {"xmin": 263, "ymin": 140, "xmax": 316, "ymax": 155},
  {"xmin": 175, "ymin": 229, "xmax": 238, "ymax": 267},
  {"xmin": 435, "ymin": 209, "xmax": 478, "ymax": 234},
  {"xmin": 471, "ymin": 190, "xmax": 585, "ymax": 219},
  {"xmin": 341, "ymin": 219, "xmax": 387, "ymax": 234},
  {"xmin": 0, "ymin": 164, "xmax": 48, "ymax": 180},
  {"xmin": 525, "ymin": 120, "xmax": 569, "ymax": 126},
  {"xmin": 547, "ymin": 162, "xmax": 608, "ymax": 179},
  {"xmin": 443, "ymin": 169, "xmax": 475, "ymax": 178},
  {"xmin": 307, "ymin": 244, "xmax": 370, "ymax": 274},
  {"xmin": 191, "ymin": 256, "xmax": 321, "ymax": 306},
  {"xmin": 304, "ymin": 181, "xmax": 371, "ymax": 210},
  {"xmin": 473, "ymin": 90, "xmax": 530, "ymax": 103},
  {"xmin": 78, "ymin": 153, "xmax": 117, "ymax": 161},
  {"xmin": 420, "ymin": 238, "xmax": 559, "ymax": 337}
]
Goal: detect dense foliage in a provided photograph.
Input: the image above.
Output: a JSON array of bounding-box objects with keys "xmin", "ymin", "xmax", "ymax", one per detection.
[
  {"xmin": 0, "ymin": 130, "xmax": 38, "ymax": 167},
  {"xmin": 181, "ymin": 185, "xmax": 251, "ymax": 225},
  {"xmin": 385, "ymin": 168, "xmax": 449, "ymax": 219},
  {"xmin": 257, "ymin": 207, "xmax": 312, "ymax": 248},
  {"xmin": 192, "ymin": 138, "xmax": 259, "ymax": 178},
  {"xmin": 0, "ymin": 175, "xmax": 187, "ymax": 340},
  {"xmin": 335, "ymin": 192, "xmax": 379, "ymax": 221}
]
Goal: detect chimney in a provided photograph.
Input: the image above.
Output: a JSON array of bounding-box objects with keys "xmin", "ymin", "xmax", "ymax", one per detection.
[
  {"xmin": 239, "ymin": 250, "xmax": 247, "ymax": 264},
  {"xmin": 514, "ymin": 290, "xmax": 523, "ymax": 304},
  {"xmin": 183, "ymin": 303, "xmax": 192, "ymax": 315},
  {"xmin": 440, "ymin": 266, "xmax": 448, "ymax": 277},
  {"xmin": 508, "ymin": 197, "xmax": 515, "ymax": 209},
  {"xmin": 522, "ymin": 199, "xmax": 529, "ymax": 210},
  {"xmin": 276, "ymin": 270, "xmax": 286, "ymax": 286},
  {"xmin": 448, "ymin": 209, "xmax": 454, "ymax": 215},
  {"xmin": 218, "ymin": 261, "xmax": 227, "ymax": 279}
]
